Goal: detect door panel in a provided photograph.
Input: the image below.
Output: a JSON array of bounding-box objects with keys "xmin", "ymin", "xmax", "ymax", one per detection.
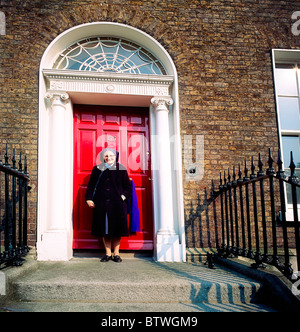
[
  {"xmin": 79, "ymin": 130, "xmax": 96, "ymax": 172},
  {"xmin": 73, "ymin": 105, "xmax": 153, "ymax": 250}
]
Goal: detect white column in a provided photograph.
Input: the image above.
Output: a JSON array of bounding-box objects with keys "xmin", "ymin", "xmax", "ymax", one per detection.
[
  {"xmin": 151, "ymin": 97, "xmax": 181, "ymax": 262},
  {"xmin": 37, "ymin": 92, "xmax": 73, "ymax": 261},
  {"xmin": 48, "ymin": 93, "xmax": 70, "ymax": 230}
]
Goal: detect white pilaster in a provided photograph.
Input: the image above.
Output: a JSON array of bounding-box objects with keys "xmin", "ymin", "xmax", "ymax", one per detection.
[
  {"xmin": 37, "ymin": 93, "xmax": 73, "ymax": 261},
  {"xmin": 48, "ymin": 93, "xmax": 69, "ymax": 230},
  {"xmin": 151, "ymin": 97, "xmax": 181, "ymax": 262}
]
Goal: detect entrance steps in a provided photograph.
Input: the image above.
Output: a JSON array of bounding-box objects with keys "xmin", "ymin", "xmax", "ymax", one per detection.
[{"xmin": 1, "ymin": 253, "xmax": 277, "ymax": 312}]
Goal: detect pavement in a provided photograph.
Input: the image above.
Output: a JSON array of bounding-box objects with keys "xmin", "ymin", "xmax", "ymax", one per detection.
[{"xmin": 0, "ymin": 252, "xmax": 278, "ymax": 312}]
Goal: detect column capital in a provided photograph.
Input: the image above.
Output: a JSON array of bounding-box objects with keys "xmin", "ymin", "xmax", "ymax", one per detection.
[
  {"xmin": 45, "ymin": 92, "xmax": 70, "ymax": 106},
  {"xmin": 151, "ymin": 96, "xmax": 173, "ymax": 112}
]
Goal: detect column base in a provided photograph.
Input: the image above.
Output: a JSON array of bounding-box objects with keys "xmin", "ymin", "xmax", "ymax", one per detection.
[
  {"xmin": 154, "ymin": 233, "xmax": 183, "ymax": 262},
  {"xmin": 37, "ymin": 230, "xmax": 73, "ymax": 261}
]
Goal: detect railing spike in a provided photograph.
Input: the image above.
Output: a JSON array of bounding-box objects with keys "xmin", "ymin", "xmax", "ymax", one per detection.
[
  {"xmin": 258, "ymin": 153, "xmax": 264, "ymax": 177},
  {"xmin": 276, "ymin": 149, "xmax": 285, "ymax": 179},
  {"xmin": 237, "ymin": 163, "xmax": 243, "ymax": 184},
  {"xmin": 233, "ymin": 166, "xmax": 239, "ymax": 186},
  {"xmin": 4, "ymin": 143, "xmax": 9, "ymax": 166},
  {"xmin": 288, "ymin": 151, "xmax": 299, "ymax": 184},
  {"xmin": 24, "ymin": 155, "xmax": 28, "ymax": 175},
  {"xmin": 277, "ymin": 149, "xmax": 283, "ymax": 170},
  {"xmin": 12, "ymin": 148, "xmax": 16, "ymax": 170},
  {"xmin": 290, "ymin": 151, "xmax": 295, "ymax": 176},
  {"xmin": 267, "ymin": 148, "xmax": 275, "ymax": 175},
  {"xmin": 19, "ymin": 152, "xmax": 23, "ymax": 172},
  {"xmin": 227, "ymin": 167, "xmax": 231, "ymax": 183},
  {"xmin": 244, "ymin": 160, "xmax": 249, "ymax": 181},
  {"xmin": 251, "ymin": 156, "xmax": 256, "ymax": 179}
]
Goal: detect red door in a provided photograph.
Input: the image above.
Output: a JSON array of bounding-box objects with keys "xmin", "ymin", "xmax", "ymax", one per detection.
[{"xmin": 73, "ymin": 105, "xmax": 154, "ymax": 250}]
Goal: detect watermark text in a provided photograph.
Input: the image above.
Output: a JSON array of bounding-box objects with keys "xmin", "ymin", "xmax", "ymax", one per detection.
[
  {"xmin": 291, "ymin": 271, "xmax": 300, "ymax": 296},
  {"xmin": 0, "ymin": 11, "xmax": 6, "ymax": 36},
  {"xmin": 94, "ymin": 131, "xmax": 204, "ymax": 182},
  {"xmin": 292, "ymin": 11, "xmax": 300, "ymax": 36}
]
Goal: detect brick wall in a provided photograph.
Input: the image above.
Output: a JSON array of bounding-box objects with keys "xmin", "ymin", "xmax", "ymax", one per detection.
[{"xmin": 0, "ymin": 0, "xmax": 299, "ymax": 248}]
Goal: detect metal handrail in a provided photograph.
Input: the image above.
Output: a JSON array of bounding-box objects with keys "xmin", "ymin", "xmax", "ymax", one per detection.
[
  {"xmin": 0, "ymin": 145, "xmax": 30, "ymax": 269},
  {"xmin": 186, "ymin": 149, "xmax": 300, "ymax": 284}
]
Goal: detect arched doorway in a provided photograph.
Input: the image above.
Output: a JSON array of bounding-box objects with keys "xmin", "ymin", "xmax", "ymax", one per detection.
[{"xmin": 37, "ymin": 22, "xmax": 185, "ymax": 262}]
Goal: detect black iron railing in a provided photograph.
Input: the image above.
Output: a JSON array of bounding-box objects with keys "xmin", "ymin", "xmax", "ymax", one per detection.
[
  {"xmin": 186, "ymin": 149, "xmax": 300, "ymax": 282},
  {"xmin": 0, "ymin": 145, "xmax": 30, "ymax": 268}
]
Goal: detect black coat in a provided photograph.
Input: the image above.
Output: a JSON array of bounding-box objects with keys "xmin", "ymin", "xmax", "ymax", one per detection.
[{"xmin": 85, "ymin": 163, "xmax": 132, "ymax": 238}]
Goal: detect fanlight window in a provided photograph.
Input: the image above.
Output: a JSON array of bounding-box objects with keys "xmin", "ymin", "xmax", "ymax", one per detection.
[{"xmin": 53, "ymin": 37, "xmax": 167, "ymax": 75}]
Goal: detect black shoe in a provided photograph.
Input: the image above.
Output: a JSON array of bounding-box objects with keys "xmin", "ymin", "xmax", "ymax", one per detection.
[
  {"xmin": 112, "ymin": 255, "xmax": 122, "ymax": 263},
  {"xmin": 100, "ymin": 255, "xmax": 112, "ymax": 262}
]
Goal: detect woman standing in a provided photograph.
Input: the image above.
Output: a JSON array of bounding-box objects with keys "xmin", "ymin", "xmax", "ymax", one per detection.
[{"xmin": 85, "ymin": 148, "xmax": 132, "ymax": 263}]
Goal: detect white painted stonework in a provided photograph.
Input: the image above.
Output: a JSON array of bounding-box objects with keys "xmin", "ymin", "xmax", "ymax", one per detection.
[
  {"xmin": 37, "ymin": 22, "xmax": 186, "ymax": 262},
  {"xmin": 44, "ymin": 70, "xmax": 173, "ymax": 97}
]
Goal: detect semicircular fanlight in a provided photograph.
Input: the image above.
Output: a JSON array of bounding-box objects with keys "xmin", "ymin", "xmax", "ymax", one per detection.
[{"xmin": 53, "ymin": 37, "xmax": 167, "ymax": 75}]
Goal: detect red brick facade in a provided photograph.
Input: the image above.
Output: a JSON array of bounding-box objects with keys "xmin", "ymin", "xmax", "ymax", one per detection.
[{"xmin": 0, "ymin": 0, "xmax": 299, "ymax": 248}]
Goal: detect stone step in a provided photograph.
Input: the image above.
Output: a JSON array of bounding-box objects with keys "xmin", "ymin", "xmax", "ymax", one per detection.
[
  {"xmin": 10, "ymin": 257, "xmax": 265, "ymax": 305},
  {"xmin": 1, "ymin": 301, "xmax": 276, "ymax": 312}
]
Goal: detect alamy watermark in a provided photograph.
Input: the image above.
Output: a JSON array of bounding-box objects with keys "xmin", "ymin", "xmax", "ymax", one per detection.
[
  {"xmin": 292, "ymin": 11, "xmax": 300, "ymax": 36},
  {"xmin": 0, "ymin": 11, "xmax": 6, "ymax": 36},
  {"xmin": 291, "ymin": 271, "xmax": 300, "ymax": 296},
  {"xmin": 0, "ymin": 271, "xmax": 6, "ymax": 296},
  {"xmin": 95, "ymin": 132, "xmax": 204, "ymax": 182}
]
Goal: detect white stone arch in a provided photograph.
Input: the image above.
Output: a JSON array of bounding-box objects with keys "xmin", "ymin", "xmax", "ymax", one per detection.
[{"xmin": 37, "ymin": 22, "xmax": 185, "ymax": 262}]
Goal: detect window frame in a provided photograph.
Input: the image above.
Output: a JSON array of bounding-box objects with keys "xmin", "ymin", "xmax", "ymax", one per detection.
[{"xmin": 272, "ymin": 49, "xmax": 300, "ymax": 220}]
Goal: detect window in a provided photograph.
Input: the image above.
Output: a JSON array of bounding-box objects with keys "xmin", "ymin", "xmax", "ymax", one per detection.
[
  {"xmin": 273, "ymin": 50, "xmax": 300, "ymax": 208},
  {"xmin": 53, "ymin": 37, "xmax": 166, "ymax": 75}
]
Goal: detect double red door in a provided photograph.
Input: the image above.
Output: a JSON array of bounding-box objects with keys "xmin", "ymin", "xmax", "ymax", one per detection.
[{"xmin": 73, "ymin": 105, "xmax": 154, "ymax": 250}]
